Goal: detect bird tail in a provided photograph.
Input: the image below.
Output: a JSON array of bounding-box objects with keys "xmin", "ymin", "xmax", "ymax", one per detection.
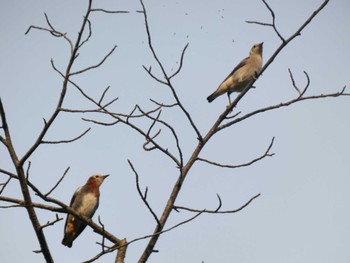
[
  {"xmin": 62, "ymin": 235, "xmax": 73, "ymax": 248},
  {"xmin": 207, "ymin": 91, "xmax": 218, "ymax": 103}
]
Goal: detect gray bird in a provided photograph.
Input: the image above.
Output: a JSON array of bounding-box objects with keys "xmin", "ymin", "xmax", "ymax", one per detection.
[
  {"xmin": 62, "ymin": 174, "xmax": 109, "ymax": 248},
  {"xmin": 207, "ymin": 42, "xmax": 263, "ymax": 103}
]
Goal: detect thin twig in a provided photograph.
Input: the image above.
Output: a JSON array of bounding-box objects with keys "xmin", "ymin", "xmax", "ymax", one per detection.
[
  {"xmin": 169, "ymin": 43, "xmax": 189, "ymax": 79},
  {"xmin": 41, "ymin": 128, "xmax": 91, "ymax": 144},
  {"xmin": 26, "ymin": 161, "xmax": 31, "ymax": 180},
  {"xmin": 246, "ymin": 0, "xmax": 285, "ymax": 42},
  {"xmin": 219, "ymin": 87, "xmax": 349, "ymax": 132},
  {"xmin": 44, "ymin": 167, "xmax": 70, "ymax": 197},
  {"xmin": 98, "ymin": 86, "xmax": 110, "ymax": 105},
  {"xmin": 79, "ymin": 18, "xmax": 92, "ymax": 49},
  {"xmin": 0, "ymin": 176, "xmax": 12, "ymax": 195},
  {"xmin": 83, "ymin": 118, "xmax": 120, "ymax": 126},
  {"xmin": 70, "ymin": 45, "xmax": 117, "ymax": 76},
  {"xmin": 288, "ymin": 68, "xmax": 301, "ymax": 95},
  {"xmin": 128, "ymin": 160, "xmax": 160, "ymax": 226},
  {"xmin": 149, "ymin": 99, "xmax": 178, "ymax": 108},
  {"xmin": 97, "ymin": 216, "xmax": 106, "ymax": 252},
  {"xmin": 142, "ymin": 65, "xmax": 168, "ymax": 85},
  {"xmin": 139, "ymin": 0, "xmax": 202, "ymax": 141},
  {"xmin": 197, "ymin": 137, "xmax": 275, "ymax": 168},
  {"xmin": 143, "ymin": 129, "xmax": 161, "ymax": 151},
  {"xmin": 137, "ymin": 105, "xmax": 183, "ymax": 167},
  {"xmin": 300, "ymin": 71, "xmax": 310, "ymax": 98},
  {"xmin": 39, "ymin": 214, "xmax": 63, "ymax": 230},
  {"xmin": 25, "ymin": 13, "xmax": 74, "ymax": 53},
  {"xmin": 173, "ymin": 193, "xmax": 261, "ymax": 214},
  {"xmin": 91, "ymin": 9, "xmax": 129, "ymax": 14}
]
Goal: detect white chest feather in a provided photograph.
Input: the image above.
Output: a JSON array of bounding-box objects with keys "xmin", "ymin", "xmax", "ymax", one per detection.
[{"xmin": 77, "ymin": 192, "xmax": 98, "ymax": 216}]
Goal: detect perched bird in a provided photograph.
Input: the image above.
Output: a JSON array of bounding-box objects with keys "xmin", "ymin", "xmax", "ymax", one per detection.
[
  {"xmin": 207, "ymin": 42, "xmax": 263, "ymax": 103},
  {"xmin": 62, "ymin": 174, "xmax": 109, "ymax": 248}
]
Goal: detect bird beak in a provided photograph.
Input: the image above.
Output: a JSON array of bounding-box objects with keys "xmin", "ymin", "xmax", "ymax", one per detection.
[
  {"xmin": 259, "ymin": 42, "xmax": 264, "ymax": 46},
  {"xmin": 103, "ymin": 174, "xmax": 110, "ymax": 179}
]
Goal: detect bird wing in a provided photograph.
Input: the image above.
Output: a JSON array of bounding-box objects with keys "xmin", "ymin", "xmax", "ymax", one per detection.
[
  {"xmin": 69, "ymin": 186, "xmax": 83, "ymax": 208},
  {"xmin": 221, "ymin": 56, "xmax": 249, "ymax": 83},
  {"xmin": 62, "ymin": 186, "xmax": 88, "ymax": 247},
  {"xmin": 63, "ymin": 186, "xmax": 83, "ymax": 235}
]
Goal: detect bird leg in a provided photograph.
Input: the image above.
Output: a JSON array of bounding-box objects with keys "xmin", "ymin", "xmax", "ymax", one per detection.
[{"xmin": 227, "ymin": 92, "xmax": 232, "ymax": 105}]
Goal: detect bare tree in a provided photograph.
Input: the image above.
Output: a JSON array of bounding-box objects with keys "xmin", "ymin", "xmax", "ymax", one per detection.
[{"xmin": 0, "ymin": 0, "xmax": 348, "ymax": 262}]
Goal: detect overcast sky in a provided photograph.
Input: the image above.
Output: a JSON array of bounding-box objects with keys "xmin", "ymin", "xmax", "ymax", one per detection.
[{"xmin": 1, "ymin": 0, "xmax": 350, "ymax": 262}]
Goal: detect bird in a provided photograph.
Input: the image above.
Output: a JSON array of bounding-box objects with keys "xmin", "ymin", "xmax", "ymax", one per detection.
[
  {"xmin": 207, "ymin": 42, "xmax": 263, "ymax": 103},
  {"xmin": 62, "ymin": 174, "xmax": 109, "ymax": 248}
]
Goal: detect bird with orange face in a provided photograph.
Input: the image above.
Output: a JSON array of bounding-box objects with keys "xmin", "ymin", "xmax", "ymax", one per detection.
[{"xmin": 62, "ymin": 174, "xmax": 109, "ymax": 248}]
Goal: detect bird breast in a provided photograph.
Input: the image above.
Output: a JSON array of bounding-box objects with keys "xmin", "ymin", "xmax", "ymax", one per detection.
[
  {"xmin": 237, "ymin": 56, "xmax": 262, "ymax": 82},
  {"xmin": 77, "ymin": 193, "xmax": 98, "ymax": 216}
]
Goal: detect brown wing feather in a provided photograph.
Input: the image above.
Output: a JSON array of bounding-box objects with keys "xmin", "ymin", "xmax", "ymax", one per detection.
[{"xmin": 220, "ymin": 56, "xmax": 249, "ymax": 83}]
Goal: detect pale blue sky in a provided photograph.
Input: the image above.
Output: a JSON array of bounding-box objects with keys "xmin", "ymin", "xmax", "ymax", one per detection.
[{"xmin": 1, "ymin": 0, "xmax": 350, "ymax": 262}]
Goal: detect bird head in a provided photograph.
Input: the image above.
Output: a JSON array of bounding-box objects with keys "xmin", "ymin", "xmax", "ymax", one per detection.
[
  {"xmin": 87, "ymin": 174, "xmax": 109, "ymax": 187},
  {"xmin": 250, "ymin": 42, "xmax": 263, "ymax": 56}
]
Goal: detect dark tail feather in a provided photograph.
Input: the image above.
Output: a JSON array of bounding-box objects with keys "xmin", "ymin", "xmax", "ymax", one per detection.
[
  {"xmin": 207, "ymin": 92, "xmax": 217, "ymax": 103},
  {"xmin": 62, "ymin": 236, "xmax": 73, "ymax": 248}
]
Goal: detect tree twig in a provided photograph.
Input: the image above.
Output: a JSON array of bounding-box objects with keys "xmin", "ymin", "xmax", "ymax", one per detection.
[
  {"xmin": 70, "ymin": 45, "xmax": 117, "ymax": 76},
  {"xmin": 197, "ymin": 137, "xmax": 275, "ymax": 168},
  {"xmin": 173, "ymin": 193, "xmax": 261, "ymax": 214},
  {"xmin": 39, "ymin": 214, "xmax": 63, "ymax": 230},
  {"xmin": 128, "ymin": 160, "xmax": 160, "ymax": 226},
  {"xmin": 44, "ymin": 166, "xmax": 70, "ymax": 197},
  {"xmin": 41, "ymin": 128, "xmax": 91, "ymax": 144}
]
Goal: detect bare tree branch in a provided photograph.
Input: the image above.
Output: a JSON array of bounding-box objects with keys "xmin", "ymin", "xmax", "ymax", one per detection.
[
  {"xmin": 139, "ymin": 0, "xmax": 203, "ymax": 142},
  {"xmin": 98, "ymin": 86, "xmax": 110, "ymax": 105},
  {"xmin": 288, "ymin": 69, "xmax": 311, "ymax": 98},
  {"xmin": 115, "ymin": 239, "xmax": 128, "ymax": 263},
  {"xmin": 25, "ymin": 13, "xmax": 74, "ymax": 53},
  {"xmin": 197, "ymin": 137, "xmax": 275, "ymax": 168},
  {"xmin": 246, "ymin": 0, "xmax": 285, "ymax": 42},
  {"xmin": 128, "ymin": 160, "xmax": 160, "ymax": 226},
  {"xmin": 83, "ymin": 210, "xmax": 205, "ymax": 262},
  {"xmin": 44, "ymin": 166, "xmax": 70, "ymax": 197},
  {"xmin": 218, "ymin": 87, "xmax": 349, "ymax": 132},
  {"xmin": 70, "ymin": 45, "xmax": 117, "ymax": 76},
  {"xmin": 97, "ymin": 216, "xmax": 107, "ymax": 251},
  {"xmin": 39, "ymin": 214, "xmax": 63, "ymax": 230},
  {"xmin": 174, "ymin": 194, "xmax": 261, "ymax": 214},
  {"xmin": 41, "ymin": 128, "xmax": 91, "ymax": 144},
  {"xmin": 149, "ymin": 99, "xmax": 177, "ymax": 108},
  {"xmin": 20, "ymin": 0, "xmax": 94, "ymax": 166},
  {"xmin": 1, "ymin": 1, "xmax": 341, "ymax": 262},
  {"xmin": 0, "ymin": 196, "xmax": 65, "ymax": 213},
  {"xmin": 137, "ymin": 1, "xmax": 333, "ymax": 262},
  {"xmin": 91, "ymin": 9, "xmax": 129, "ymax": 14},
  {"xmin": 0, "ymin": 99, "xmax": 54, "ymax": 262},
  {"xmin": 83, "ymin": 118, "xmax": 120, "ymax": 126},
  {"xmin": 288, "ymin": 68, "xmax": 301, "ymax": 95},
  {"xmin": 0, "ymin": 176, "xmax": 12, "ymax": 195},
  {"xmin": 173, "ymin": 193, "xmax": 261, "ymax": 214},
  {"xmin": 79, "ymin": 18, "xmax": 92, "ymax": 49},
  {"xmin": 169, "ymin": 43, "xmax": 189, "ymax": 79}
]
